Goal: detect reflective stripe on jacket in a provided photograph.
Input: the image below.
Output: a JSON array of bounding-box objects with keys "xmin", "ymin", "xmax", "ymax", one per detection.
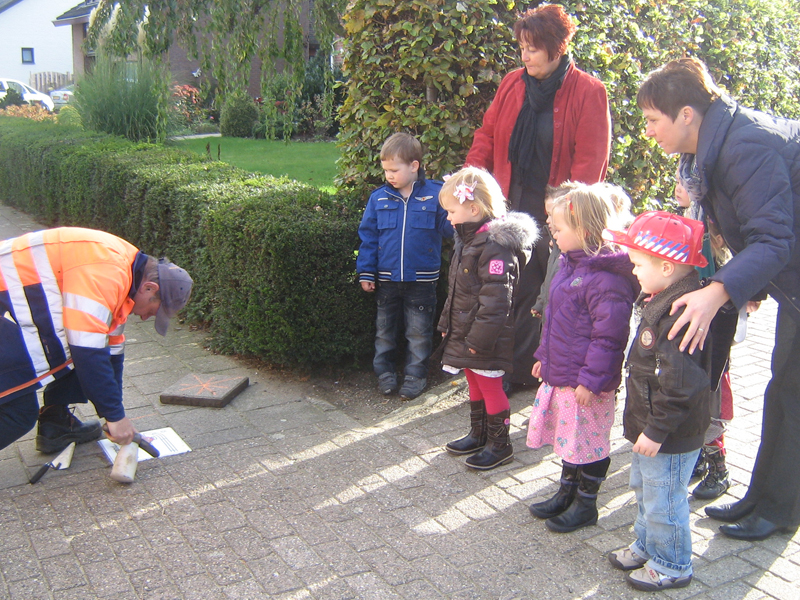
[{"xmin": 0, "ymin": 228, "xmax": 138, "ymax": 415}]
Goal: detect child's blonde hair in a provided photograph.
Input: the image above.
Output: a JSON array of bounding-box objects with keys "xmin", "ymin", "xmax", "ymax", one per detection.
[
  {"xmin": 551, "ymin": 186, "xmax": 613, "ymax": 254},
  {"xmin": 590, "ymin": 182, "xmax": 634, "ymax": 229},
  {"xmin": 439, "ymin": 167, "xmax": 507, "ymax": 220},
  {"xmin": 545, "ymin": 181, "xmax": 581, "ymax": 202}
]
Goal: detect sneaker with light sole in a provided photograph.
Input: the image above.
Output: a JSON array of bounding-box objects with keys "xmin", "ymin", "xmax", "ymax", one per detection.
[
  {"xmin": 399, "ymin": 375, "xmax": 426, "ymax": 400},
  {"xmin": 625, "ymin": 566, "xmax": 692, "ymax": 592},
  {"xmin": 377, "ymin": 372, "xmax": 398, "ymax": 395},
  {"xmin": 607, "ymin": 547, "xmax": 648, "ymax": 571}
]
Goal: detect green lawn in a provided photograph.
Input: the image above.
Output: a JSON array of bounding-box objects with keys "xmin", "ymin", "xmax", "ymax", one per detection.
[{"xmin": 169, "ymin": 136, "xmax": 340, "ymax": 190}]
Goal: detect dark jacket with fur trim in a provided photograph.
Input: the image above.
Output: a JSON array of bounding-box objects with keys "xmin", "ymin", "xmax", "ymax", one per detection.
[
  {"xmin": 535, "ymin": 247, "xmax": 639, "ymax": 394},
  {"xmin": 623, "ymin": 270, "xmax": 711, "ymax": 454},
  {"xmin": 437, "ymin": 212, "xmax": 539, "ymax": 373}
]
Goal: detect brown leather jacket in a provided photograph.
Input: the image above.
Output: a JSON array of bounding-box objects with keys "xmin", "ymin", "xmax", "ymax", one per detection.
[{"xmin": 623, "ymin": 270, "xmax": 711, "ymax": 454}]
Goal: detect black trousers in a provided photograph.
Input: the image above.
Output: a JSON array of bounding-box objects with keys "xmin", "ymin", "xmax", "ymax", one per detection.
[
  {"xmin": 507, "ymin": 240, "xmax": 550, "ymax": 385},
  {"xmin": 746, "ymin": 305, "xmax": 800, "ymax": 527},
  {"xmin": 0, "ymin": 370, "xmax": 88, "ymax": 451}
]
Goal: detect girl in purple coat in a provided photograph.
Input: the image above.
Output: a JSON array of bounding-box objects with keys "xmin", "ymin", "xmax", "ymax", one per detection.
[{"xmin": 527, "ymin": 186, "xmax": 639, "ymax": 532}]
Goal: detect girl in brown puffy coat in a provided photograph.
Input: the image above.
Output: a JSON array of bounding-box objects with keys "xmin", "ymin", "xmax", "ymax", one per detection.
[{"xmin": 438, "ymin": 167, "xmax": 540, "ymax": 470}]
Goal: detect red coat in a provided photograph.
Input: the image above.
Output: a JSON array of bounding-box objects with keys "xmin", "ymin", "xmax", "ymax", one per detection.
[{"xmin": 465, "ymin": 63, "xmax": 611, "ymax": 196}]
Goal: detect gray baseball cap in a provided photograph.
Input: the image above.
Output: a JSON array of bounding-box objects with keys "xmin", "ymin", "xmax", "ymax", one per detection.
[{"xmin": 154, "ymin": 259, "xmax": 193, "ymax": 336}]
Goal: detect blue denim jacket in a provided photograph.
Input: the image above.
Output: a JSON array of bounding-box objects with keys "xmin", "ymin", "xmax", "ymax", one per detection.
[{"xmin": 357, "ymin": 177, "xmax": 453, "ymax": 283}]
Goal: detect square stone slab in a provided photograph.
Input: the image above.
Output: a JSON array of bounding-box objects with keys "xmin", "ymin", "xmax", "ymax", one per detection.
[{"xmin": 160, "ymin": 373, "xmax": 249, "ymax": 408}]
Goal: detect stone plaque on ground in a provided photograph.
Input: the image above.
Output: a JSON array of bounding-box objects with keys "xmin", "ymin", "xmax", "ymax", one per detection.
[{"xmin": 160, "ymin": 374, "xmax": 249, "ymax": 408}]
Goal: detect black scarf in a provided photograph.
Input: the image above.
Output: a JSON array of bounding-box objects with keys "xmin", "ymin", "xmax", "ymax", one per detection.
[{"xmin": 508, "ymin": 55, "xmax": 570, "ymax": 180}]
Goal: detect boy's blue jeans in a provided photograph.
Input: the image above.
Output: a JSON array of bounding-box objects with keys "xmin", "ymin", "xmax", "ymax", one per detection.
[
  {"xmin": 373, "ymin": 281, "xmax": 436, "ymax": 380},
  {"xmin": 629, "ymin": 448, "xmax": 700, "ymax": 578}
]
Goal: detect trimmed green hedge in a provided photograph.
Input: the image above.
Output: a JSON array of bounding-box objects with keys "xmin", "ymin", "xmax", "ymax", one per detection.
[{"xmin": 0, "ymin": 117, "xmax": 373, "ymax": 366}]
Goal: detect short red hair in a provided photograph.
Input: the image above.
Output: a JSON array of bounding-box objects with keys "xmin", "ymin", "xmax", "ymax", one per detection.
[{"xmin": 513, "ymin": 4, "xmax": 576, "ymax": 61}]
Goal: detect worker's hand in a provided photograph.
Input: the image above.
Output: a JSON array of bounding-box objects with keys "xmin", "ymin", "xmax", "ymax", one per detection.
[
  {"xmin": 668, "ymin": 282, "xmax": 730, "ymax": 354},
  {"xmin": 361, "ymin": 281, "xmax": 375, "ymax": 292},
  {"xmin": 632, "ymin": 433, "xmax": 662, "ymax": 457},
  {"xmin": 575, "ymin": 384, "xmax": 594, "ymax": 407},
  {"xmin": 531, "ymin": 361, "xmax": 542, "ymax": 379},
  {"xmin": 105, "ymin": 417, "xmax": 137, "ymax": 446},
  {"xmin": 746, "ymin": 300, "xmax": 761, "ymax": 314}
]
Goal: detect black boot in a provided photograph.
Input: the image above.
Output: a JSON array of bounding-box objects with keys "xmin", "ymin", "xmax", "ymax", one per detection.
[
  {"xmin": 465, "ymin": 410, "xmax": 513, "ymax": 470},
  {"xmin": 446, "ymin": 400, "xmax": 487, "ymax": 455},
  {"xmin": 691, "ymin": 447, "xmax": 707, "ymax": 481},
  {"xmin": 530, "ymin": 461, "xmax": 580, "ymax": 519},
  {"xmin": 36, "ymin": 405, "xmax": 102, "ymax": 453},
  {"xmin": 692, "ymin": 446, "xmax": 730, "ymax": 500},
  {"xmin": 545, "ymin": 458, "xmax": 609, "ymax": 533}
]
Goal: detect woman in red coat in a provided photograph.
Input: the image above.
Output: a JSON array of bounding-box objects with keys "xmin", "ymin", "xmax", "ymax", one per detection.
[{"xmin": 466, "ymin": 4, "xmax": 611, "ymax": 388}]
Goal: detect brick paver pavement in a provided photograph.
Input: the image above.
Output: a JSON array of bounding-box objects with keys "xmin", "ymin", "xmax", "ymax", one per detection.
[{"xmin": 1, "ymin": 203, "xmax": 798, "ymax": 599}]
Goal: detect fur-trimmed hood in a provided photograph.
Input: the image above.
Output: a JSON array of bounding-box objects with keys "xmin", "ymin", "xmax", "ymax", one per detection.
[{"xmin": 486, "ymin": 211, "xmax": 540, "ymax": 254}]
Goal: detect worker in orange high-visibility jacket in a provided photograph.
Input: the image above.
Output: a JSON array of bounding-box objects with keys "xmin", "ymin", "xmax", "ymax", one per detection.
[{"xmin": 0, "ymin": 227, "xmax": 193, "ymax": 453}]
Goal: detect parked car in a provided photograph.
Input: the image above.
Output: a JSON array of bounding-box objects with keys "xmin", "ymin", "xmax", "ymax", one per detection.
[
  {"xmin": 0, "ymin": 78, "xmax": 55, "ymax": 111},
  {"xmin": 49, "ymin": 84, "xmax": 75, "ymax": 111}
]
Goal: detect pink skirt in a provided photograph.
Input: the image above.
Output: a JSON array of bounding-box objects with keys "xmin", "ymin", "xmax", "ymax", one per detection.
[{"xmin": 526, "ymin": 382, "xmax": 616, "ymax": 464}]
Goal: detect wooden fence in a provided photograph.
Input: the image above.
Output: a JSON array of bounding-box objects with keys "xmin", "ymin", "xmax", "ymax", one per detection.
[{"xmin": 29, "ymin": 72, "xmax": 72, "ymax": 93}]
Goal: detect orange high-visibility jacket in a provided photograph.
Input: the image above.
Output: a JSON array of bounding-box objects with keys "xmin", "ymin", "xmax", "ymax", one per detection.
[{"xmin": 0, "ymin": 228, "xmax": 141, "ymax": 420}]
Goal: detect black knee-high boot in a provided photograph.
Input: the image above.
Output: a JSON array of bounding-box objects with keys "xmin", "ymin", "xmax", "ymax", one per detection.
[
  {"xmin": 546, "ymin": 457, "xmax": 610, "ymax": 533},
  {"xmin": 446, "ymin": 400, "xmax": 487, "ymax": 455},
  {"xmin": 529, "ymin": 461, "xmax": 580, "ymax": 519}
]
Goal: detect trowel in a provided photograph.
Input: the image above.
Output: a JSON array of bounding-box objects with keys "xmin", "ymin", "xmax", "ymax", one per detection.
[{"xmin": 29, "ymin": 441, "xmax": 75, "ymax": 484}]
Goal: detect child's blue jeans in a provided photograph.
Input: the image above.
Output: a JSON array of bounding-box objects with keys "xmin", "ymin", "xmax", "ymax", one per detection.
[
  {"xmin": 373, "ymin": 281, "xmax": 436, "ymax": 380},
  {"xmin": 629, "ymin": 448, "xmax": 700, "ymax": 578}
]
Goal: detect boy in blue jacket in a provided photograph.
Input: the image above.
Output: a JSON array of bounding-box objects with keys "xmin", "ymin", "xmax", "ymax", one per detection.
[{"xmin": 357, "ymin": 133, "xmax": 454, "ymax": 399}]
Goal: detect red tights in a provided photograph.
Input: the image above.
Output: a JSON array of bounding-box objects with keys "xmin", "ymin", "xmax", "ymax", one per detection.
[{"xmin": 464, "ymin": 369, "xmax": 509, "ymax": 415}]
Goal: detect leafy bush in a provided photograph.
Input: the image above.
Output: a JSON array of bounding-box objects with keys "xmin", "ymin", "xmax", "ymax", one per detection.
[
  {"xmin": 0, "ymin": 87, "xmax": 25, "ymax": 109},
  {"xmin": 0, "ymin": 104, "xmax": 56, "ymax": 122},
  {"xmin": 74, "ymin": 52, "xmax": 170, "ymax": 143},
  {"xmin": 220, "ymin": 91, "xmax": 260, "ymax": 138},
  {"xmin": 338, "ymin": 0, "xmax": 800, "ymax": 208},
  {"xmin": 0, "ymin": 117, "xmax": 372, "ymax": 366},
  {"xmin": 337, "ymin": 0, "xmax": 518, "ymax": 195},
  {"xmin": 56, "ymin": 105, "xmax": 83, "ymax": 127}
]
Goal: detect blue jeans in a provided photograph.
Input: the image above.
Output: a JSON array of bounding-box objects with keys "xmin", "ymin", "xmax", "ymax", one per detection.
[
  {"xmin": 629, "ymin": 448, "xmax": 700, "ymax": 578},
  {"xmin": 373, "ymin": 281, "xmax": 436, "ymax": 380}
]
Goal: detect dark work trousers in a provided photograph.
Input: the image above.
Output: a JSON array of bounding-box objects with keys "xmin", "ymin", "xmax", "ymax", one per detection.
[
  {"xmin": 0, "ymin": 370, "xmax": 88, "ymax": 451},
  {"xmin": 745, "ymin": 305, "xmax": 800, "ymax": 528},
  {"xmin": 507, "ymin": 240, "xmax": 550, "ymax": 385}
]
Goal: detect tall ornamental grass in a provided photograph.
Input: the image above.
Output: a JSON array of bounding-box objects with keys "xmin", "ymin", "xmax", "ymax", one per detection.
[{"xmin": 74, "ymin": 53, "xmax": 169, "ymax": 143}]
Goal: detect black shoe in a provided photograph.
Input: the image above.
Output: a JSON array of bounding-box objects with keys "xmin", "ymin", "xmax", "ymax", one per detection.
[
  {"xmin": 705, "ymin": 499, "xmax": 756, "ymax": 523},
  {"xmin": 446, "ymin": 400, "xmax": 487, "ymax": 455},
  {"xmin": 719, "ymin": 514, "xmax": 789, "ymax": 541},
  {"xmin": 692, "ymin": 469, "xmax": 730, "ymax": 500},
  {"xmin": 691, "ymin": 448, "xmax": 707, "ymax": 481},
  {"xmin": 36, "ymin": 405, "xmax": 102, "ymax": 453}
]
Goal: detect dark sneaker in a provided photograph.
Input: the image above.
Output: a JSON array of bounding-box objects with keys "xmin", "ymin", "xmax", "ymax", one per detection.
[
  {"xmin": 692, "ymin": 470, "xmax": 730, "ymax": 500},
  {"xmin": 36, "ymin": 405, "xmax": 102, "ymax": 453},
  {"xmin": 377, "ymin": 372, "xmax": 398, "ymax": 395},
  {"xmin": 626, "ymin": 566, "xmax": 692, "ymax": 592},
  {"xmin": 399, "ymin": 376, "xmax": 426, "ymax": 400},
  {"xmin": 608, "ymin": 547, "xmax": 648, "ymax": 571}
]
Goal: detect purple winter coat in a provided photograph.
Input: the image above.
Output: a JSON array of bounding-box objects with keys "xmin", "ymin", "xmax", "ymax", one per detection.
[{"xmin": 534, "ymin": 247, "xmax": 639, "ymax": 394}]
